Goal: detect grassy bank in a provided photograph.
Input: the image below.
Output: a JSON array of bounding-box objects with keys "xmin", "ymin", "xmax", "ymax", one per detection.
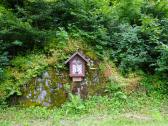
[{"xmin": 0, "ymin": 93, "xmax": 168, "ymax": 126}]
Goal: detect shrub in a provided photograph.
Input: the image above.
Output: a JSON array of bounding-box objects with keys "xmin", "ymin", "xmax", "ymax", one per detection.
[
  {"xmin": 0, "ymin": 54, "xmax": 48, "ymax": 104},
  {"xmin": 156, "ymin": 45, "xmax": 168, "ymax": 74}
]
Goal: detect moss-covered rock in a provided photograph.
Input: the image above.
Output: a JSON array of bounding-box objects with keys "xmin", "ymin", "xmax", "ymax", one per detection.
[
  {"xmin": 3, "ymin": 39, "xmax": 110, "ymax": 107},
  {"xmin": 18, "ymin": 58, "xmax": 108, "ymax": 107}
]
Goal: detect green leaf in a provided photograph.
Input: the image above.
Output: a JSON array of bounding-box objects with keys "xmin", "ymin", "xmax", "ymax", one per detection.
[{"xmin": 12, "ymin": 40, "xmax": 23, "ymax": 46}]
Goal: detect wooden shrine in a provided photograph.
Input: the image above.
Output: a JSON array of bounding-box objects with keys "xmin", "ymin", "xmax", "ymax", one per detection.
[{"xmin": 65, "ymin": 52, "xmax": 89, "ymax": 82}]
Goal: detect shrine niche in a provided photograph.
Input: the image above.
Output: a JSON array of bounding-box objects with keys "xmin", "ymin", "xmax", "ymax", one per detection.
[{"xmin": 65, "ymin": 51, "xmax": 89, "ymax": 82}]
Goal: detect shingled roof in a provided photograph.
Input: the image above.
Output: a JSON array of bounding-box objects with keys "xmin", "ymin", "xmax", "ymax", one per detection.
[{"xmin": 65, "ymin": 51, "xmax": 89, "ymax": 64}]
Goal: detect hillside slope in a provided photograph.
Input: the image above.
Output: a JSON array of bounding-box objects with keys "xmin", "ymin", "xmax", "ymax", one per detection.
[{"xmin": 0, "ymin": 37, "xmax": 165, "ymax": 108}]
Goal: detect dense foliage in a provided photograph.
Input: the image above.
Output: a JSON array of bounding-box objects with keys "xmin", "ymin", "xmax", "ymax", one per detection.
[{"xmin": 0, "ymin": 0, "xmax": 168, "ymax": 103}]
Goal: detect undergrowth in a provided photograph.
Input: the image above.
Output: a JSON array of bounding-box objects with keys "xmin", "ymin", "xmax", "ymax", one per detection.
[
  {"xmin": 0, "ymin": 72, "xmax": 168, "ymax": 125},
  {"xmin": 0, "ymin": 91, "xmax": 167, "ymax": 126}
]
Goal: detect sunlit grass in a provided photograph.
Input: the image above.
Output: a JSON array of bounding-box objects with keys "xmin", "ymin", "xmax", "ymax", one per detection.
[{"xmin": 0, "ymin": 93, "xmax": 167, "ymax": 126}]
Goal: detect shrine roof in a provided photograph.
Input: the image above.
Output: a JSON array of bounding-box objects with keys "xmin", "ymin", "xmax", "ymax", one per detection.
[{"xmin": 65, "ymin": 51, "xmax": 89, "ymax": 64}]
